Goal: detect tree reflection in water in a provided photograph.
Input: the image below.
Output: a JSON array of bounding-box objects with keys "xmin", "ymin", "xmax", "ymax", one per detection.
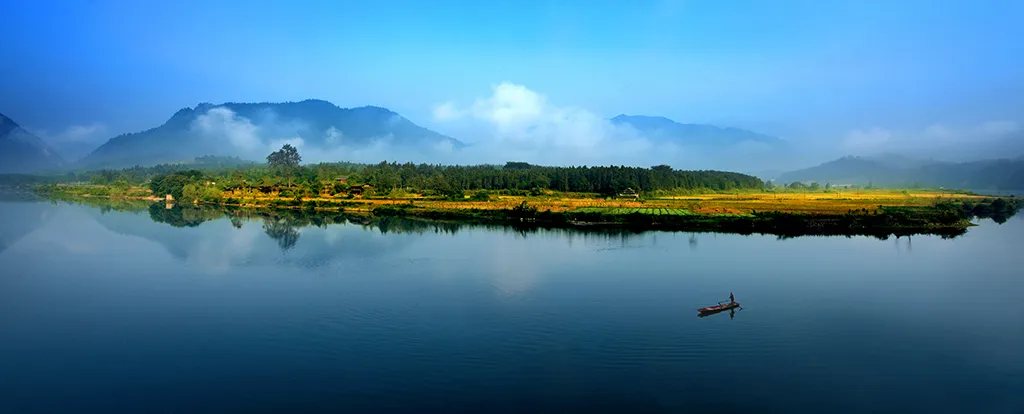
[
  {"xmin": 49, "ymin": 199, "xmax": 1019, "ymax": 252},
  {"xmin": 262, "ymin": 218, "xmax": 301, "ymax": 251}
]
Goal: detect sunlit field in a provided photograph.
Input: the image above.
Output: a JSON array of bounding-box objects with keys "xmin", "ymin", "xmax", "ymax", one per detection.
[
  {"xmin": 403, "ymin": 190, "xmax": 987, "ymax": 215},
  {"xmin": 44, "ymin": 184, "xmax": 997, "ymax": 216},
  {"xmin": 229, "ymin": 188, "xmax": 989, "ymax": 215}
]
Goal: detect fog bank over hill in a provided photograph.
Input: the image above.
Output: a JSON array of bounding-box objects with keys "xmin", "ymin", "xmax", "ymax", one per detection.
[
  {"xmin": 5, "ymin": 82, "xmax": 1021, "ymax": 176},
  {"xmin": 77, "ymin": 100, "xmax": 464, "ymax": 170},
  {"xmin": 420, "ymin": 83, "xmax": 802, "ymax": 173},
  {"xmin": 19, "ymin": 83, "xmax": 815, "ymax": 174},
  {"xmin": 777, "ymin": 155, "xmax": 1024, "ymax": 191},
  {"xmin": 834, "ymin": 121, "xmax": 1024, "ymax": 164},
  {"xmin": 0, "ymin": 113, "xmax": 63, "ymax": 173}
]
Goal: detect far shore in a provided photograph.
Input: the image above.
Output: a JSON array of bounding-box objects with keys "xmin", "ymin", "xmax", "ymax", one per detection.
[{"xmin": 34, "ymin": 185, "xmax": 1022, "ymax": 238}]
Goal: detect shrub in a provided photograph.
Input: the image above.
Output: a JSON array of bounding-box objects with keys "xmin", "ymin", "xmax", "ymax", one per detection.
[{"xmin": 470, "ymin": 190, "xmax": 491, "ymax": 201}]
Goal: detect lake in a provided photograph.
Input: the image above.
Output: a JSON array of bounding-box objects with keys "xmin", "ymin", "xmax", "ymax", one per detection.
[{"xmin": 1, "ymin": 200, "xmax": 1022, "ymax": 413}]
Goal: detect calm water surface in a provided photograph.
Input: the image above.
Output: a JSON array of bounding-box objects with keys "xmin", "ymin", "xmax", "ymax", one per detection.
[{"xmin": 1, "ymin": 201, "xmax": 1022, "ymax": 413}]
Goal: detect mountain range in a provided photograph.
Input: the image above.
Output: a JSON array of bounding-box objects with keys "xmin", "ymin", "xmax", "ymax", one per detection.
[
  {"xmin": 0, "ymin": 113, "xmax": 63, "ymax": 173},
  {"xmin": 778, "ymin": 155, "xmax": 1024, "ymax": 191},
  {"xmin": 80, "ymin": 99, "xmax": 465, "ymax": 169},
  {"xmin": 4, "ymin": 100, "xmax": 788, "ymax": 173},
  {"xmin": 610, "ymin": 115, "xmax": 785, "ymax": 147}
]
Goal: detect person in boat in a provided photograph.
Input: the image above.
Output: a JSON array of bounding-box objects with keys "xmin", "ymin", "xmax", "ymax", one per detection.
[{"xmin": 729, "ymin": 292, "xmax": 735, "ymax": 304}]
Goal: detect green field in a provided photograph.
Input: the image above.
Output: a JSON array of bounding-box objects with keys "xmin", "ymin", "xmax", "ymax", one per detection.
[{"xmin": 571, "ymin": 207, "xmax": 698, "ymax": 215}]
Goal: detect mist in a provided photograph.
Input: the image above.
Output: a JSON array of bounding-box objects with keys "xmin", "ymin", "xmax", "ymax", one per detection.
[
  {"xmin": 33, "ymin": 123, "xmax": 109, "ymax": 162},
  {"xmin": 23, "ymin": 80, "xmax": 1019, "ymax": 178},
  {"xmin": 182, "ymin": 83, "xmax": 827, "ymax": 176}
]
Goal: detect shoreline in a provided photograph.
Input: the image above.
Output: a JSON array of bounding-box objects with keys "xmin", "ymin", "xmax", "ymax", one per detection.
[
  {"xmin": 364, "ymin": 203, "xmax": 978, "ymax": 239},
  {"xmin": 33, "ymin": 188, "xmax": 1022, "ymax": 239}
]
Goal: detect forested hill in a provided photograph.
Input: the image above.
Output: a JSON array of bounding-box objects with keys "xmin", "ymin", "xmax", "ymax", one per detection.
[{"xmin": 79, "ymin": 99, "xmax": 463, "ymax": 169}]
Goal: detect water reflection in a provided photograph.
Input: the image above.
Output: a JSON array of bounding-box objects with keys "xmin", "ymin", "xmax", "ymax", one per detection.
[
  {"xmin": 262, "ymin": 218, "xmax": 301, "ymax": 251},
  {"xmin": 894, "ymin": 235, "xmax": 913, "ymax": 254},
  {"xmin": 3, "ymin": 198, "xmax": 1023, "ymax": 413},
  {"xmin": 144, "ymin": 205, "xmax": 660, "ymax": 250},
  {"xmin": 0, "ymin": 198, "xmax": 56, "ymax": 255},
  {"xmin": 24, "ymin": 196, "xmax": 1024, "ymax": 258},
  {"xmin": 697, "ymin": 307, "xmax": 742, "ymax": 320}
]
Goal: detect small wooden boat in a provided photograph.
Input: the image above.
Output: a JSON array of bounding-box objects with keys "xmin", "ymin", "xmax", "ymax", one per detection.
[{"xmin": 697, "ymin": 301, "xmax": 740, "ymax": 314}]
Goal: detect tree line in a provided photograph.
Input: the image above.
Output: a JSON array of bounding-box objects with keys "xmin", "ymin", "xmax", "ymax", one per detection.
[
  {"xmin": 46, "ymin": 145, "xmax": 767, "ymax": 200},
  {"xmin": 356, "ymin": 161, "xmax": 764, "ymax": 196}
]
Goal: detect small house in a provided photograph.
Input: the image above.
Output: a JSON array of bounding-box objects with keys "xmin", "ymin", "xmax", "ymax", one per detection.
[
  {"xmin": 350, "ymin": 184, "xmax": 374, "ymax": 196},
  {"xmin": 617, "ymin": 188, "xmax": 640, "ymax": 199}
]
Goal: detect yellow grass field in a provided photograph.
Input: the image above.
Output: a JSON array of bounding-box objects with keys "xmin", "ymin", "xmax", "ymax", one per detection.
[
  {"xmin": 56, "ymin": 185, "xmax": 993, "ymax": 216},
  {"xmin": 222, "ymin": 188, "xmax": 990, "ymax": 215}
]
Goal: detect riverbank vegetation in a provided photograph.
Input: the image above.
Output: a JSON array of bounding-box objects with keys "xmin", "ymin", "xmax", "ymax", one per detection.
[
  {"xmin": 27, "ymin": 145, "xmax": 1023, "ymax": 235},
  {"xmin": 39, "ymin": 193, "xmax": 1021, "ymax": 245}
]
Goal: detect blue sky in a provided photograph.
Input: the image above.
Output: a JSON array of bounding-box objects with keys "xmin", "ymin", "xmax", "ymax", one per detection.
[{"xmin": 2, "ymin": 0, "xmax": 1022, "ymax": 161}]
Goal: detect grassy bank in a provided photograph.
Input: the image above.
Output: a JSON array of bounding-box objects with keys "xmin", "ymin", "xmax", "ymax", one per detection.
[
  {"xmin": 366, "ymin": 202, "xmax": 1007, "ymax": 239},
  {"xmin": 35, "ymin": 183, "xmax": 1021, "ymax": 238}
]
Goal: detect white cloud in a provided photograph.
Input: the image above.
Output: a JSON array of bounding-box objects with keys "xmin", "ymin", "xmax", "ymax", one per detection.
[
  {"xmin": 432, "ymin": 102, "xmax": 463, "ymax": 122},
  {"xmin": 324, "ymin": 126, "xmax": 344, "ymax": 144},
  {"xmin": 432, "ymin": 82, "xmax": 667, "ymax": 165},
  {"xmin": 470, "ymin": 83, "xmax": 545, "ymax": 129},
  {"xmin": 839, "ymin": 119, "xmax": 1023, "ymax": 159},
  {"xmin": 267, "ymin": 137, "xmax": 305, "ymax": 154},
  {"xmin": 192, "ymin": 107, "xmax": 262, "ymax": 151},
  {"xmin": 58, "ymin": 123, "xmax": 107, "ymax": 142},
  {"xmin": 37, "ymin": 122, "xmax": 108, "ymax": 143},
  {"xmin": 190, "ymin": 107, "xmax": 312, "ymax": 161},
  {"xmin": 187, "ymin": 223, "xmax": 261, "ymax": 275}
]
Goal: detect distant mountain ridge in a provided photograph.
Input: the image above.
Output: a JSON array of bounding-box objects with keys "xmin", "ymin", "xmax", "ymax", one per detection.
[
  {"xmin": 779, "ymin": 155, "xmax": 1024, "ymax": 190},
  {"xmin": 610, "ymin": 115, "xmax": 785, "ymax": 147},
  {"xmin": 81, "ymin": 99, "xmax": 464, "ymax": 169},
  {"xmin": 778, "ymin": 156, "xmax": 900, "ymax": 184},
  {"xmin": 12, "ymin": 104, "xmax": 791, "ymax": 173},
  {"xmin": 0, "ymin": 112, "xmax": 64, "ymax": 173}
]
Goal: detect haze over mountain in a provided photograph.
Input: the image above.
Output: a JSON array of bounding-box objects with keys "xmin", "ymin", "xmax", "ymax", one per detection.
[
  {"xmin": 778, "ymin": 155, "xmax": 1024, "ymax": 191},
  {"xmin": 423, "ymin": 83, "xmax": 798, "ymax": 172},
  {"xmin": 837, "ymin": 122, "xmax": 1024, "ymax": 164},
  {"xmin": 61, "ymin": 86, "xmax": 793, "ymax": 173},
  {"xmin": 50, "ymin": 139, "xmax": 106, "ymax": 164},
  {"xmin": 79, "ymin": 100, "xmax": 464, "ymax": 169},
  {"xmin": 610, "ymin": 115, "xmax": 785, "ymax": 147},
  {"xmin": 0, "ymin": 113, "xmax": 63, "ymax": 173}
]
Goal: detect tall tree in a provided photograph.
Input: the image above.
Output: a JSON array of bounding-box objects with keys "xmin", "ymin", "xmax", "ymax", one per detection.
[
  {"xmin": 267, "ymin": 144, "xmax": 302, "ymax": 170},
  {"xmin": 267, "ymin": 144, "xmax": 302, "ymax": 187}
]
